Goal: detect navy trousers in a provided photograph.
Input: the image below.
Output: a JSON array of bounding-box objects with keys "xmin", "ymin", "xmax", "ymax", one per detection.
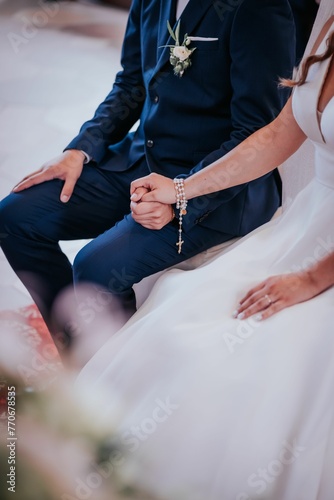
[{"xmin": 0, "ymin": 159, "xmax": 232, "ymax": 341}]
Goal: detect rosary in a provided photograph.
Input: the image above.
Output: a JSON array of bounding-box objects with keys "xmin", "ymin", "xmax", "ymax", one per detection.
[{"xmin": 174, "ymin": 178, "xmax": 188, "ymax": 254}]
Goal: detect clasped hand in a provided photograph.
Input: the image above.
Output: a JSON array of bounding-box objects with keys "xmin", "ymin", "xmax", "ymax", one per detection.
[
  {"xmin": 130, "ymin": 172, "xmax": 176, "ymax": 229},
  {"xmin": 130, "ymin": 185, "xmax": 174, "ymax": 230}
]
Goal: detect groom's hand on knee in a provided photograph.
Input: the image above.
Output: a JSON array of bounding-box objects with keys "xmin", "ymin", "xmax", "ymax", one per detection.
[
  {"xmin": 130, "ymin": 199, "xmax": 174, "ymax": 230},
  {"xmin": 12, "ymin": 150, "xmax": 84, "ymax": 203}
]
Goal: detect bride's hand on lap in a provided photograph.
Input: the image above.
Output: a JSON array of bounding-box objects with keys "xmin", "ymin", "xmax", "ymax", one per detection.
[
  {"xmin": 131, "ymin": 173, "xmax": 176, "ymax": 204},
  {"xmin": 234, "ymin": 271, "xmax": 320, "ymax": 321}
]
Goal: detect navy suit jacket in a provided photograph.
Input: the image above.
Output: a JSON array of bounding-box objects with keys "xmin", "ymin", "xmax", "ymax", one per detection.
[
  {"xmin": 67, "ymin": 0, "xmax": 295, "ymax": 237},
  {"xmin": 289, "ymin": 0, "xmax": 318, "ymax": 62}
]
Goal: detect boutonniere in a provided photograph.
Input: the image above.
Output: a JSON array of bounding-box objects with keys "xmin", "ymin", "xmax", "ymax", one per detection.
[{"xmin": 161, "ymin": 20, "xmax": 196, "ymax": 77}]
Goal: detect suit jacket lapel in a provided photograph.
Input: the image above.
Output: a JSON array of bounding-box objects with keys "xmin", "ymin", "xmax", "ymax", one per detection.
[
  {"xmin": 155, "ymin": 0, "xmax": 213, "ymax": 76},
  {"xmin": 157, "ymin": 0, "xmax": 177, "ymax": 61},
  {"xmin": 178, "ymin": 0, "xmax": 210, "ymax": 41}
]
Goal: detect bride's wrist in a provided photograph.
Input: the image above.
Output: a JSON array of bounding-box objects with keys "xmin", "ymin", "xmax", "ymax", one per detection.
[
  {"xmin": 303, "ymin": 269, "xmax": 320, "ymax": 294},
  {"xmin": 183, "ymin": 178, "xmax": 195, "ymax": 200},
  {"xmin": 304, "ymin": 266, "xmax": 331, "ymax": 296}
]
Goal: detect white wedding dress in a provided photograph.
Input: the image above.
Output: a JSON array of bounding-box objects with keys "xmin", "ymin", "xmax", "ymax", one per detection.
[{"xmin": 77, "ymin": 25, "xmax": 334, "ymax": 500}]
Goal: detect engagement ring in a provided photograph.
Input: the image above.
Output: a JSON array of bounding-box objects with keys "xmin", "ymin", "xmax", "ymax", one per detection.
[{"xmin": 265, "ymin": 294, "xmax": 272, "ymax": 307}]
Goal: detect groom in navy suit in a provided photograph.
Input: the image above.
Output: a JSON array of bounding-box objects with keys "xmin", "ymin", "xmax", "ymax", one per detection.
[{"xmin": 0, "ymin": 0, "xmax": 295, "ymax": 347}]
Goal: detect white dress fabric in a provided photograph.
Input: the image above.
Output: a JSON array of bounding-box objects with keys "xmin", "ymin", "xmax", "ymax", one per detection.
[{"xmin": 77, "ymin": 26, "xmax": 334, "ymax": 500}]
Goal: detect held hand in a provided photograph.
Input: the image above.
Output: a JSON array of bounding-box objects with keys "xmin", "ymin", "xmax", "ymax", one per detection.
[
  {"xmin": 131, "ymin": 186, "xmax": 150, "ymax": 202},
  {"xmin": 130, "ymin": 173, "xmax": 176, "ymax": 205},
  {"xmin": 131, "ymin": 199, "xmax": 174, "ymax": 230},
  {"xmin": 12, "ymin": 150, "xmax": 85, "ymax": 203},
  {"xmin": 234, "ymin": 271, "xmax": 320, "ymax": 321}
]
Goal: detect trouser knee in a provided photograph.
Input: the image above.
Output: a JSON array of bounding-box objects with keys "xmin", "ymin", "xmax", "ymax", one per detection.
[
  {"xmin": 73, "ymin": 247, "xmax": 136, "ymax": 295},
  {"xmin": 0, "ymin": 195, "xmax": 21, "ymax": 247}
]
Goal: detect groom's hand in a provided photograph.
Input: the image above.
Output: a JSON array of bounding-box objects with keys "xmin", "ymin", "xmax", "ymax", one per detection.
[
  {"xmin": 131, "ymin": 198, "xmax": 174, "ymax": 230},
  {"xmin": 12, "ymin": 150, "xmax": 85, "ymax": 203}
]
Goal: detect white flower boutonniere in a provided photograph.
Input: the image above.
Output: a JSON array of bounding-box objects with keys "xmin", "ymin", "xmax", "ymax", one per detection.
[{"xmin": 162, "ymin": 20, "xmax": 196, "ymax": 77}]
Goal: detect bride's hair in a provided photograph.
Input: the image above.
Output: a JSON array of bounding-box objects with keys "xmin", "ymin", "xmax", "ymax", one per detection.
[{"xmin": 281, "ymin": 30, "xmax": 334, "ymax": 87}]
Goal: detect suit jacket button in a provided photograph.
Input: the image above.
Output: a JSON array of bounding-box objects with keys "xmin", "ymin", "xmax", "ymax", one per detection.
[
  {"xmin": 153, "ymin": 95, "xmax": 159, "ymax": 103},
  {"xmin": 147, "ymin": 139, "xmax": 154, "ymax": 148}
]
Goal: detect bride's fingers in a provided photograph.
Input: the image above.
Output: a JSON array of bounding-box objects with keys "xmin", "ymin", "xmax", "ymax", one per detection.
[
  {"xmin": 237, "ymin": 287, "xmax": 268, "ymax": 312},
  {"xmin": 238, "ymin": 281, "xmax": 266, "ymax": 305},
  {"xmin": 130, "ymin": 174, "xmax": 156, "ymax": 195},
  {"xmin": 235, "ymin": 295, "xmax": 269, "ymax": 319},
  {"xmin": 140, "ymin": 191, "xmax": 159, "ymax": 202},
  {"xmin": 130, "ymin": 187, "xmax": 149, "ymax": 202},
  {"xmin": 235, "ymin": 286, "xmax": 280, "ymax": 319},
  {"xmin": 254, "ymin": 300, "xmax": 284, "ymax": 321}
]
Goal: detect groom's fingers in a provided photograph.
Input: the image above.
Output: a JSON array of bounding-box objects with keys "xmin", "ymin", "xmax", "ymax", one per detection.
[
  {"xmin": 131, "ymin": 218, "xmax": 160, "ymax": 229},
  {"xmin": 131, "ymin": 202, "xmax": 174, "ymax": 229},
  {"xmin": 12, "ymin": 167, "xmax": 44, "ymax": 190}
]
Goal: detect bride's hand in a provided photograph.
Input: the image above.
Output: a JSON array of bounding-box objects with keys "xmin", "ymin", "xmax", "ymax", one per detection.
[
  {"xmin": 130, "ymin": 173, "xmax": 176, "ymax": 204},
  {"xmin": 234, "ymin": 271, "xmax": 320, "ymax": 321}
]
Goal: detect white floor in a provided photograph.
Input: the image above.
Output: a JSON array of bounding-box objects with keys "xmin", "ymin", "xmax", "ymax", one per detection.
[{"xmin": 0, "ymin": 0, "xmax": 128, "ymax": 309}]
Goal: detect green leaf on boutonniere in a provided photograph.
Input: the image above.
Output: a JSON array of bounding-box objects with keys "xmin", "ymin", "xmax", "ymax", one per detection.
[
  {"xmin": 167, "ymin": 20, "xmax": 177, "ymax": 42},
  {"xmin": 175, "ymin": 19, "xmax": 181, "ymax": 45}
]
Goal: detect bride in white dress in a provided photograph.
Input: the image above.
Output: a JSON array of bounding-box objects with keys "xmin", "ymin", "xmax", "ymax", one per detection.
[{"xmin": 77, "ymin": 2, "xmax": 334, "ymax": 499}]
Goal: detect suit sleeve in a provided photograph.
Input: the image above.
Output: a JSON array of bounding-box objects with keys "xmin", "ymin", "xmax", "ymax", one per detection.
[
  {"xmin": 181, "ymin": 0, "xmax": 295, "ymax": 231},
  {"xmin": 65, "ymin": 0, "xmax": 144, "ymax": 163}
]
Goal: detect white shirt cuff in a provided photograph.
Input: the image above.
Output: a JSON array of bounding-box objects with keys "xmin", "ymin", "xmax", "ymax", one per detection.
[{"xmin": 80, "ymin": 150, "xmax": 92, "ymax": 164}]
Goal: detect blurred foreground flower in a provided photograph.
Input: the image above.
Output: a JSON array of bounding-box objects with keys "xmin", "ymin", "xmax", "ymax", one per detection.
[{"xmin": 0, "ymin": 309, "xmax": 157, "ymax": 500}]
